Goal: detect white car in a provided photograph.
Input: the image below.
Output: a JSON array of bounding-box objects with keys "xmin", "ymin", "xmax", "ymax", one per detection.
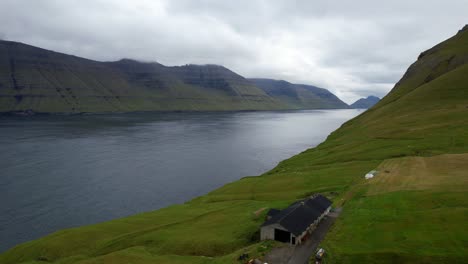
[{"xmin": 315, "ymin": 248, "xmax": 325, "ymax": 260}]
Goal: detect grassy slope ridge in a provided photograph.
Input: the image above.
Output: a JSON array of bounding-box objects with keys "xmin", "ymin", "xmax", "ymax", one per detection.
[
  {"xmin": 249, "ymin": 78, "xmax": 349, "ymax": 109},
  {"xmin": 0, "ymin": 41, "xmax": 346, "ymax": 113},
  {"xmin": 314, "ymin": 26, "xmax": 468, "ymax": 263},
  {"xmin": 1, "ymin": 27, "xmax": 467, "ymax": 263}
]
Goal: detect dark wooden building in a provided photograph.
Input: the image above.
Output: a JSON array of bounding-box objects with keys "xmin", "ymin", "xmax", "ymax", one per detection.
[{"xmin": 260, "ymin": 194, "xmax": 332, "ymax": 245}]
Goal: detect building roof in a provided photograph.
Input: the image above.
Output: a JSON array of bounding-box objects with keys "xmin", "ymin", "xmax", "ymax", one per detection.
[
  {"xmin": 261, "ymin": 194, "xmax": 332, "ymax": 236},
  {"xmin": 267, "ymin": 208, "xmax": 281, "ymax": 217}
]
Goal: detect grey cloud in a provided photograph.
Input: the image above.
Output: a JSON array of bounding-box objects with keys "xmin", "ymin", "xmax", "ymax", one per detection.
[{"xmin": 0, "ymin": 0, "xmax": 466, "ymax": 104}]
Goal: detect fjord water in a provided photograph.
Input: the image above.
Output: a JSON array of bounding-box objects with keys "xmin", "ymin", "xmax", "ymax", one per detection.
[{"xmin": 0, "ymin": 109, "xmax": 361, "ymax": 251}]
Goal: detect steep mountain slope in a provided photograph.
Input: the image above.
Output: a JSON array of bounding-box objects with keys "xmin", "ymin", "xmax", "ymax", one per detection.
[
  {"xmin": 1, "ymin": 26, "xmax": 467, "ymax": 264},
  {"xmin": 249, "ymin": 78, "xmax": 349, "ymax": 109},
  {"xmin": 0, "ymin": 41, "xmax": 284, "ymax": 113},
  {"xmin": 310, "ymin": 25, "xmax": 468, "ymax": 263},
  {"xmin": 350, "ymin": 95, "xmax": 380, "ymax": 108}
]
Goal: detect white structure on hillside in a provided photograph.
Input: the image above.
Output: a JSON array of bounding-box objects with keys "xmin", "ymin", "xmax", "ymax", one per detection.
[{"xmin": 365, "ymin": 170, "xmax": 378, "ymax": 179}]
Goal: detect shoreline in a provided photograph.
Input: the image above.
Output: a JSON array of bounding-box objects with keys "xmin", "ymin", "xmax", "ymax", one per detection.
[{"xmin": 0, "ymin": 107, "xmax": 354, "ymax": 117}]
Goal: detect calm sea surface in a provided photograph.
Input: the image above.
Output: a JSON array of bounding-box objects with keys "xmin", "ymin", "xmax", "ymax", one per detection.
[{"xmin": 0, "ymin": 109, "xmax": 362, "ymax": 252}]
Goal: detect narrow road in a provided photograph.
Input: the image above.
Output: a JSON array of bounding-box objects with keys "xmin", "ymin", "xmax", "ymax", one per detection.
[{"xmin": 264, "ymin": 208, "xmax": 342, "ymax": 264}]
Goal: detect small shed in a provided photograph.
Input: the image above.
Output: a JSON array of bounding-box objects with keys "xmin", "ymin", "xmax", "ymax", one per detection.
[{"xmin": 365, "ymin": 170, "xmax": 378, "ymax": 179}]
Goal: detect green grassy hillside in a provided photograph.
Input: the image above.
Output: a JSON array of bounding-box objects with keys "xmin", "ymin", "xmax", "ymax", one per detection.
[
  {"xmin": 249, "ymin": 78, "xmax": 349, "ymax": 109},
  {"xmin": 0, "ymin": 41, "xmax": 284, "ymax": 113},
  {"xmin": 322, "ymin": 153, "xmax": 468, "ymax": 263},
  {"xmin": 1, "ymin": 26, "xmax": 467, "ymax": 264}
]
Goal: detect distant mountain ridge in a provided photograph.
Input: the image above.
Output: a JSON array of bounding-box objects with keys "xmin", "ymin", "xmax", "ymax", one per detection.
[
  {"xmin": 0, "ymin": 40, "xmax": 347, "ymax": 113},
  {"xmin": 350, "ymin": 95, "xmax": 380, "ymax": 108},
  {"xmin": 249, "ymin": 78, "xmax": 349, "ymax": 109}
]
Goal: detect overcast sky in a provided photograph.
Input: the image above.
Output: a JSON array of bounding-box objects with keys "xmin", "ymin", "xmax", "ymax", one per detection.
[{"xmin": 0, "ymin": 0, "xmax": 466, "ymax": 103}]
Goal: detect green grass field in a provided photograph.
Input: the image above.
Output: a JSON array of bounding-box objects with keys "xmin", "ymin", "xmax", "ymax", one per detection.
[
  {"xmin": 1, "ymin": 27, "xmax": 467, "ymax": 264},
  {"xmin": 320, "ymin": 154, "xmax": 468, "ymax": 263}
]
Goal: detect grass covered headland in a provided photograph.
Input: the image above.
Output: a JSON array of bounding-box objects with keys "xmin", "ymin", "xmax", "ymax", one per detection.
[{"xmin": 1, "ymin": 26, "xmax": 468, "ymax": 264}]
